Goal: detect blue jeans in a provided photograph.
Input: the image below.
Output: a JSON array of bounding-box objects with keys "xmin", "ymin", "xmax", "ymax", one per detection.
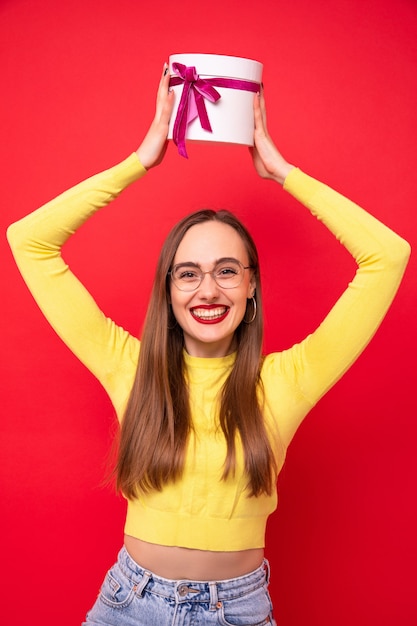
[{"xmin": 83, "ymin": 546, "xmax": 277, "ymax": 625}]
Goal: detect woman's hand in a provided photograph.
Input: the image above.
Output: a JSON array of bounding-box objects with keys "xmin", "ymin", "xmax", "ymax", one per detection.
[
  {"xmin": 250, "ymin": 89, "xmax": 294, "ymax": 185},
  {"xmin": 136, "ymin": 63, "xmax": 175, "ymax": 170}
]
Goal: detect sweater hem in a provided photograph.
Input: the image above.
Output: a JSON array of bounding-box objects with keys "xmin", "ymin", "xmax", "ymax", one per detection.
[{"xmin": 124, "ymin": 505, "xmax": 268, "ymax": 552}]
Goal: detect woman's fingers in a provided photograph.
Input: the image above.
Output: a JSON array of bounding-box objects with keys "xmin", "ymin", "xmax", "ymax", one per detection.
[
  {"xmin": 135, "ymin": 63, "xmax": 175, "ymax": 169},
  {"xmin": 155, "ymin": 63, "xmax": 175, "ymax": 124},
  {"xmin": 251, "ymin": 91, "xmax": 294, "ymax": 184},
  {"xmin": 253, "ymin": 88, "xmax": 268, "ymax": 136}
]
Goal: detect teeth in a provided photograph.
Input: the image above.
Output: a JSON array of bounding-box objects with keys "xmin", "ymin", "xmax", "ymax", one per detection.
[{"xmin": 192, "ymin": 307, "xmax": 227, "ymax": 320}]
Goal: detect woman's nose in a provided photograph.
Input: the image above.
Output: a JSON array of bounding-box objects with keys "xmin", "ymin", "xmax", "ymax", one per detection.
[{"xmin": 198, "ymin": 272, "xmax": 220, "ymax": 298}]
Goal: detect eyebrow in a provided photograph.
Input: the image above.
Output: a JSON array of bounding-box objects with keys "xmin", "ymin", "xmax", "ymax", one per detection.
[{"xmin": 173, "ymin": 257, "xmax": 242, "ymax": 269}]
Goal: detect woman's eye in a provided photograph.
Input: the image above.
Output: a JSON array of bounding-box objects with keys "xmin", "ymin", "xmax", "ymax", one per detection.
[
  {"xmin": 179, "ymin": 270, "xmax": 199, "ymax": 280},
  {"xmin": 218, "ymin": 267, "xmax": 238, "ymax": 276}
]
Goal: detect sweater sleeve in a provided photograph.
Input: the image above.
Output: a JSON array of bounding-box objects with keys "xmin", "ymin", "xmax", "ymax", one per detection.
[
  {"xmin": 7, "ymin": 153, "xmax": 147, "ymax": 418},
  {"xmin": 263, "ymin": 168, "xmax": 411, "ymax": 448}
]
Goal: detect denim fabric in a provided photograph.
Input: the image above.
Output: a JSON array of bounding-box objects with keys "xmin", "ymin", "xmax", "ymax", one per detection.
[{"xmin": 83, "ymin": 546, "xmax": 277, "ymax": 625}]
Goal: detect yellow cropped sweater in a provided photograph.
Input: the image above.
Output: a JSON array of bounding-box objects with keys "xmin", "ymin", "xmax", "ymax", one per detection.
[{"xmin": 7, "ymin": 154, "xmax": 410, "ymax": 551}]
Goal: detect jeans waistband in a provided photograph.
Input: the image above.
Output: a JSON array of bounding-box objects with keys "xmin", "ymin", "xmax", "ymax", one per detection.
[{"xmin": 117, "ymin": 546, "xmax": 270, "ymax": 607}]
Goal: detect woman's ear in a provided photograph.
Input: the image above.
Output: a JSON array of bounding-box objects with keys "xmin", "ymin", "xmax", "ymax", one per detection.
[{"xmin": 248, "ymin": 275, "xmax": 257, "ymax": 298}]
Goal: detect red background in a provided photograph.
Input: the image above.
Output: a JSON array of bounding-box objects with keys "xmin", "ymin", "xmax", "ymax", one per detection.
[{"xmin": 1, "ymin": 1, "xmax": 416, "ymax": 624}]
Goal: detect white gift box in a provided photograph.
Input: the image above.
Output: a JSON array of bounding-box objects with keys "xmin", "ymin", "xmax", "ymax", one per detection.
[{"xmin": 167, "ymin": 53, "xmax": 263, "ymax": 154}]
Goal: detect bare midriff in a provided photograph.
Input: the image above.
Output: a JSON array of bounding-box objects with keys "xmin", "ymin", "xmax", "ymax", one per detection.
[{"xmin": 124, "ymin": 534, "xmax": 264, "ymax": 580}]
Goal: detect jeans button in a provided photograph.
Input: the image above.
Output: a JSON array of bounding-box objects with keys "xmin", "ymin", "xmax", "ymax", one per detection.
[{"xmin": 178, "ymin": 584, "xmax": 188, "ymax": 597}]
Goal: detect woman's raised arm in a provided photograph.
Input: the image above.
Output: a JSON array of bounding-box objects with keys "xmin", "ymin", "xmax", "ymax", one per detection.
[
  {"xmin": 252, "ymin": 92, "xmax": 411, "ymax": 447},
  {"xmin": 7, "ymin": 63, "xmax": 174, "ymax": 417}
]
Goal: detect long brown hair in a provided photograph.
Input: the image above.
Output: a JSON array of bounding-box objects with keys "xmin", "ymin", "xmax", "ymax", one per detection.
[{"xmin": 115, "ymin": 209, "xmax": 277, "ymax": 499}]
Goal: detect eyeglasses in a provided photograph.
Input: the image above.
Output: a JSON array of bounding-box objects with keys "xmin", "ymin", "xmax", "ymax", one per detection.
[{"xmin": 169, "ymin": 258, "xmax": 253, "ymax": 292}]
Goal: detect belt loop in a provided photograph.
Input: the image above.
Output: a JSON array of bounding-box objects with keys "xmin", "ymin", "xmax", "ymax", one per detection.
[
  {"xmin": 263, "ymin": 558, "xmax": 271, "ymax": 584},
  {"xmin": 134, "ymin": 569, "xmax": 152, "ymax": 598},
  {"xmin": 208, "ymin": 581, "xmax": 218, "ymax": 611}
]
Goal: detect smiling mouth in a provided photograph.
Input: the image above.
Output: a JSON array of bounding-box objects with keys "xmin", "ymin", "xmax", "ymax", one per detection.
[{"xmin": 190, "ymin": 306, "xmax": 230, "ymax": 323}]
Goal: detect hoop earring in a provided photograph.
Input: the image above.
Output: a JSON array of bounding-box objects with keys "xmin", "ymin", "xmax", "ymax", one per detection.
[{"xmin": 244, "ymin": 296, "xmax": 257, "ymax": 324}]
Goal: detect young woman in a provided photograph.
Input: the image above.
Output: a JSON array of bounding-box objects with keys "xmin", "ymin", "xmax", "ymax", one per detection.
[{"xmin": 7, "ymin": 64, "xmax": 410, "ymax": 625}]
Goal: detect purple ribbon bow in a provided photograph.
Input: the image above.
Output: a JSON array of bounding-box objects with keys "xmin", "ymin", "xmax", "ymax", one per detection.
[{"xmin": 169, "ymin": 62, "xmax": 260, "ymax": 158}]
